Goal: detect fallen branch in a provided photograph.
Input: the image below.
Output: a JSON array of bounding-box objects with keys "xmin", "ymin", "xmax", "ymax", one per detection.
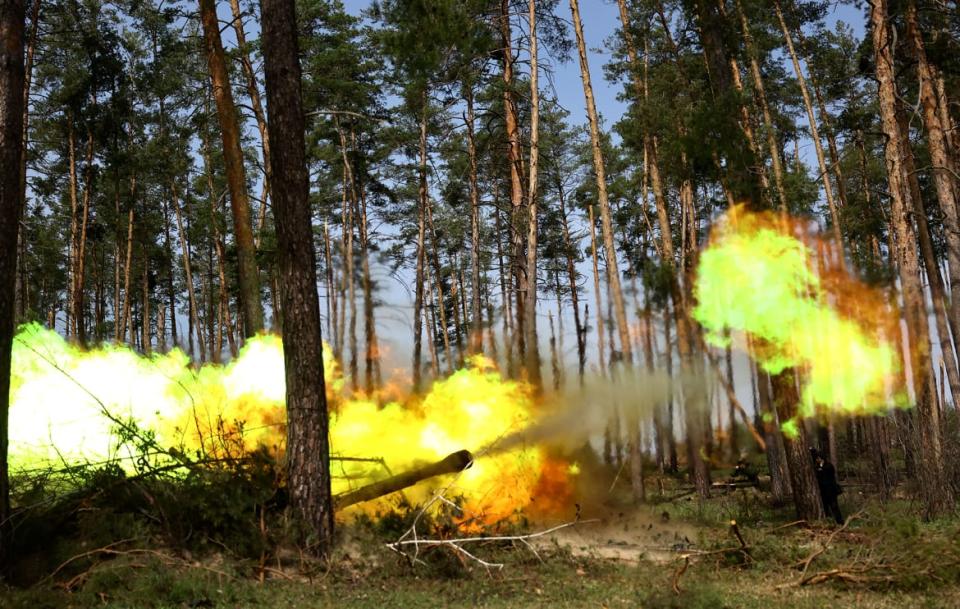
[
  {"xmin": 764, "ymin": 519, "xmax": 808, "ymax": 533},
  {"xmin": 672, "ymin": 519, "xmax": 751, "ymax": 594},
  {"xmin": 386, "ymin": 518, "xmax": 600, "ymax": 571},
  {"xmin": 777, "ymin": 510, "xmax": 865, "ymax": 589}
]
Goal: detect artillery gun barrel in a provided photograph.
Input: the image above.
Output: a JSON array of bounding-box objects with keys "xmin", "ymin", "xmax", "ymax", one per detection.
[{"xmin": 333, "ymin": 449, "xmax": 474, "ymax": 510}]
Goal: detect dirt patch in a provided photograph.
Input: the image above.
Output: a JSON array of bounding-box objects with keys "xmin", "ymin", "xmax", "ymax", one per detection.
[{"xmin": 539, "ymin": 507, "xmax": 697, "ymax": 563}]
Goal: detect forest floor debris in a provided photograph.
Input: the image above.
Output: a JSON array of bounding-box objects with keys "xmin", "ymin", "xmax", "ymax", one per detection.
[{"xmin": 4, "ymin": 467, "xmax": 960, "ymax": 608}]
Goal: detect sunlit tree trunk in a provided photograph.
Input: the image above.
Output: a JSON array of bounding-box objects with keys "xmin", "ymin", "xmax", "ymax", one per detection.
[
  {"xmin": 119, "ymin": 182, "xmax": 135, "ymax": 346},
  {"xmin": 199, "ymin": 0, "xmax": 263, "ymax": 338},
  {"xmin": 424, "ymin": 196, "xmax": 454, "ymax": 374},
  {"xmin": 323, "ymin": 222, "xmax": 338, "ymax": 356},
  {"xmin": 524, "ymin": 0, "xmax": 542, "ymax": 387},
  {"xmin": 662, "ymin": 304, "xmax": 678, "ymax": 472},
  {"xmin": 14, "ymin": 0, "xmax": 38, "ymax": 323},
  {"xmin": 210, "ymin": 187, "xmax": 238, "ymax": 359},
  {"xmin": 897, "ymin": 107, "xmax": 960, "ymax": 407},
  {"xmin": 141, "ymin": 247, "xmax": 151, "ymax": 355},
  {"xmin": 412, "ymin": 105, "xmax": 428, "ymax": 392},
  {"xmin": 495, "ymin": 201, "xmax": 514, "ymax": 375},
  {"xmin": 466, "ymin": 85, "xmax": 483, "ymax": 354},
  {"xmin": 869, "ymin": 0, "xmax": 952, "ymax": 517},
  {"xmin": 734, "ymin": 0, "xmax": 788, "ymax": 210},
  {"xmin": 774, "ymin": 0, "xmax": 841, "ymax": 244},
  {"xmin": 357, "ymin": 176, "xmax": 381, "ymax": 392},
  {"xmin": 588, "ymin": 205, "xmax": 607, "ymax": 379},
  {"xmin": 557, "ymin": 178, "xmax": 585, "ymax": 385},
  {"xmin": 227, "ymin": 0, "xmax": 273, "ymax": 247},
  {"xmin": 499, "ymin": 0, "xmax": 526, "ymax": 364},
  {"xmin": 66, "ymin": 114, "xmax": 78, "ymax": 339},
  {"xmin": 905, "ymin": 1, "xmax": 960, "ymax": 346},
  {"xmin": 571, "ymin": 0, "xmax": 632, "ymax": 368}
]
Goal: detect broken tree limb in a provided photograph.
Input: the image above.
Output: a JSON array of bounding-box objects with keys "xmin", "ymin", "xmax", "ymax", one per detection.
[
  {"xmin": 386, "ymin": 518, "xmax": 600, "ymax": 571},
  {"xmin": 672, "ymin": 519, "xmax": 752, "ymax": 593}
]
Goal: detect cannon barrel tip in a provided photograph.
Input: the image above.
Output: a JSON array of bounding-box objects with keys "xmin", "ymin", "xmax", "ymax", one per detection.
[{"xmin": 334, "ymin": 449, "xmax": 475, "ymax": 510}]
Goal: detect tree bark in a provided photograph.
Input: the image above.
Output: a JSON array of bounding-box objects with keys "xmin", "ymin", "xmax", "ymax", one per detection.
[
  {"xmin": 119, "ymin": 185, "xmax": 135, "ymax": 345},
  {"xmin": 897, "ymin": 106, "xmax": 960, "ymax": 408},
  {"xmin": 587, "ymin": 204, "xmax": 607, "ymax": 378},
  {"xmin": 499, "ymin": 0, "xmax": 527, "ymax": 365},
  {"xmin": 200, "ymin": 0, "xmax": 263, "ymax": 337},
  {"xmin": 14, "ymin": 0, "xmax": 38, "ymax": 322},
  {"xmin": 0, "ymin": 0, "xmax": 27, "ymax": 562},
  {"xmin": 412, "ymin": 104, "xmax": 428, "ymax": 392},
  {"xmin": 557, "ymin": 178, "xmax": 585, "ymax": 385},
  {"xmin": 905, "ymin": 1, "xmax": 960, "ymax": 347},
  {"xmin": 869, "ymin": 0, "xmax": 952, "ymax": 517},
  {"xmin": 571, "ymin": 0, "xmax": 632, "ymax": 367},
  {"xmin": 734, "ymin": 0, "xmax": 788, "ymax": 211},
  {"xmin": 770, "ymin": 369, "xmax": 824, "ymax": 520},
  {"xmin": 757, "ymin": 365, "xmax": 791, "ymax": 504},
  {"xmin": 466, "ymin": 84, "xmax": 483, "ymax": 355},
  {"xmin": 261, "ymin": 0, "xmax": 333, "ymax": 551},
  {"xmin": 774, "ymin": 0, "xmax": 841, "ymax": 244},
  {"xmin": 524, "ymin": 0, "xmax": 542, "ymax": 387},
  {"xmin": 227, "ymin": 0, "xmax": 272, "ymax": 247}
]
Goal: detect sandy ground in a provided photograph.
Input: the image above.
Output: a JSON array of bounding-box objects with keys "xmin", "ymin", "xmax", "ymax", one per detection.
[{"xmin": 539, "ymin": 507, "xmax": 699, "ymax": 563}]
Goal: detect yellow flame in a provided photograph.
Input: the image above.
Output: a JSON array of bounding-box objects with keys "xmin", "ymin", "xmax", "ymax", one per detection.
[
  {"xmin": 693, "ymin": 206, "xmax": 906, "ymax": 421},
  {"xmin": 9, "ymin": 325, "xmax": 559, "ymax": 524}
]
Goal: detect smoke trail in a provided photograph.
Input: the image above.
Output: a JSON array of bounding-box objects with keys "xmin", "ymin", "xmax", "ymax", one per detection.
[{"xmin": 481, "ymin": 369, "xmax": 697, "ymax": 456}]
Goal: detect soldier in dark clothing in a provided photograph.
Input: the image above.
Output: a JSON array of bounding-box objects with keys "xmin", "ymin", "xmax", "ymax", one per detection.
[
  {"xmin": 810, "ymin": 448, "xmax": 843, "ymax": 524},
  {"xmin": 732, "ymin": 456, "xmax": 759, "ymax": 486}
]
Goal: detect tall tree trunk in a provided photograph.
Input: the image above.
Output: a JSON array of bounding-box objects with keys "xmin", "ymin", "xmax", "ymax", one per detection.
[
  {"xmin": 588, "ymin": 205, "xmax": 607, "ymax": 378},
  {"xmin": 0, "ymin": 0, "xmax": 27, "ymax": 561},
  {"xmin": 771, "ymin": 370, "xmax": 824, "ymax": 520},
  {"xmin": 141, "ymin": 247, "xmax": 151, "ymax": 355},
  {"xmin": 495, "ymin": 200, "xmax": 515, "ymax": 375},
  {"xmin": 357, "ymin": 172, "xmax": 381, "ymax": 392},
  {"xmin": 466, "ymin": 85, "xmax": 483, "ymax": 355},
  {"xmin": 662, "ymin": 304, "xmax": 678, "ymax": 472},
  {"xmin": 14, "ymin": 0, "xmax": 38, "ymax": 323},
  {"xmin": 898, "ymin": 106, "xmax": 960, "ymax": 407},
  {"xmin": 691, "ymin": 0, "xmax": 760, "ymax": 203},
  {"xmin": 524, "ymin": 0, "xmax": 542, "ymax": 387},
  {"xmin": 323, "ymin": 222, "xmax": 338, "ymax": 358},
  {"xmin": 73, "ymin": 129, "xmax": 94, "ymax": 346},
  {"xmin": 774, "ymin": 0, "xmax": 841, "ymax": 243},
  {"xmin": 570, "ymin": 0, "xmax": 633, "ymax": 367},
  {"xmin": 261, "ymin": 0, "xmax": 333, "ymax": 551},
  {"xmin": 734, "ymin": 0, "xmax": 788, "ymax": 210},
  {"xmin": 757, "ymin": 366, "xmax": 791, "ymax": 504},
  {"xmin": 120, "ymin": 180, "xmax": 136, "ymax": 345},
  {"xmin": 557, "ymin": 179, "xmax": 585, "ymax": 385},
  {"xmin": 906, "ymin": 1, "xmax": 960, "ymax": 344},
  {"xmin": 499, "ymin": 0, "xmax": 526, "ymax": 364},
  {"xmin": 210, "ymin": 185, "xmax": 238, "ymax": 359},
  {"xmin": 227, "ymin": 0, "xmax": 273, "ymax": 246},
  {"xmin": 172, "ymin": 178, "xmax": 206, "ymax": 362},
  {"xmin": 412, "ymin": 104, "xmax": 428, "ymax": 392},
  {"xmin": 67, "ymin": 114, "xmax": 78, "ymax": 339},
  {"xmin": 199, "ymin": 0, "xmax": 263, "ymax": 337},
  {"xmin": 869, "ymin": 0, "xmax": 952, "ymax": 517},
  {"xmin": 334, "ymin": 122, "xmax": 361, "ymax": 390},
  {"xmin": 425, "ymin": 198, "xmax": 454, "ymax": 373}
]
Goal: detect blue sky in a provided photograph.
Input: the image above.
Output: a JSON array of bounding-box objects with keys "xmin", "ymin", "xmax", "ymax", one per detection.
[
  {"xmin": 338, "ymin": 0, "xmax": 866, "ymax": 134},
  {"xmin": 324, "ymin": 0, "xmax": 878, "ymax": 407}
]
